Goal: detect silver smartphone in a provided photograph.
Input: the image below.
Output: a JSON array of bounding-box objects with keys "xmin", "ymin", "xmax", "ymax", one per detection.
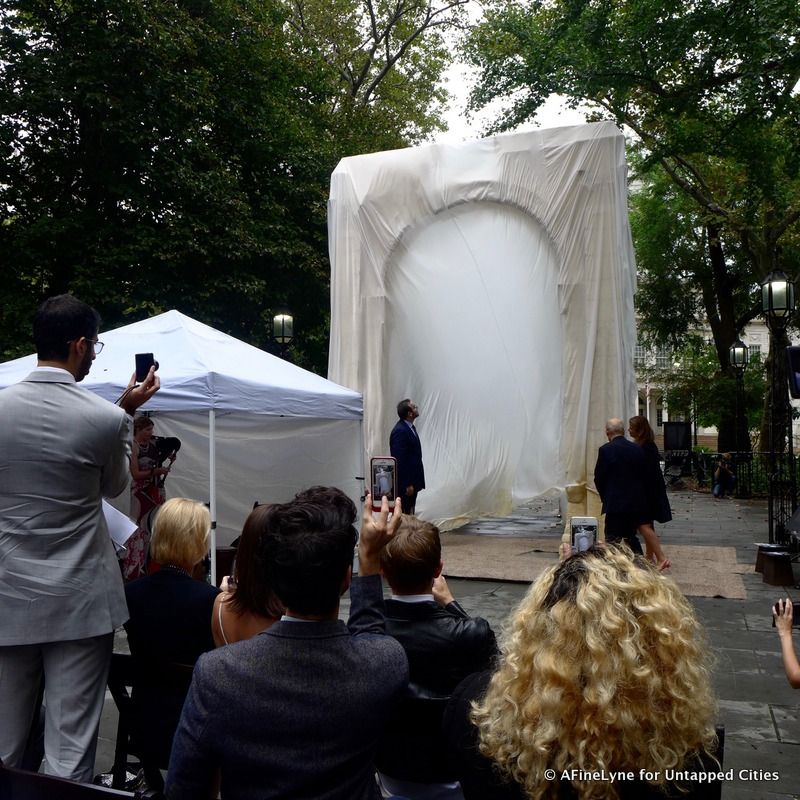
[{"xmin": 370, "ymin": 456, "xmax": 397, "ymax": 511}]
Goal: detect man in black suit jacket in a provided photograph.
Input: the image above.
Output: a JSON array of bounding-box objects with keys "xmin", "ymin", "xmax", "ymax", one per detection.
[
  {"xmin": 390, "ymin": 398, "xmax": 425, "ymax": 514},
  {"xmin": 593, "ymin": 418, "xmax": 649, "ymax": 553}
]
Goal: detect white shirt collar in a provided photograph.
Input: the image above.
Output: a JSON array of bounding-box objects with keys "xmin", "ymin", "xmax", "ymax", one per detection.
[{"xmin": 390, "ymin": 594, "xmax": 434, "ymax": 603}]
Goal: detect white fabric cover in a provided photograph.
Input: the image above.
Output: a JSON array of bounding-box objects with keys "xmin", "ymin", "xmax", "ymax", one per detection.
[
  {"xmin": 328, "ymin": 122, "xmax": 637, "ymax": 529},
  {"xmin": 0, "ymin": 311, "xmax": 364, "ymax": 544}
]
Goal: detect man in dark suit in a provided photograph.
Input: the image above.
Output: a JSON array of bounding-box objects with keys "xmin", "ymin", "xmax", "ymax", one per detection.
[
  {"xmin": 376, "ymin": 515, "xmax": 497, "ymax": 797},
  {"xmin": 390, "ymin": 398, "xmax": 425, "ymax": 514},
  {"xmin": 166, "ymin": 489, "xmax": 408, "ymax": 800},
  {"xmin": 0, "ymin": 294, "xmax": 159, "ymax": 781},
  {"xmin": 593, "ymin": 417, "xmax": 649, "ymax": 553}
]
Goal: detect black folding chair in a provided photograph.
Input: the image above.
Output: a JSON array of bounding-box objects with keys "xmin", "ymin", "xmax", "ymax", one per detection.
[{"xmin": 107, "ymin": 653, "xmax": 194, "ymax": 791}]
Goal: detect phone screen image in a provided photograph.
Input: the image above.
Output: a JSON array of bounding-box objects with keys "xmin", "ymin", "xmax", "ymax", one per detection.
[
  {"xmin": 370, "ymin": 457, "xmax": 397, "ymax": 509},
  {"xmin": 570, "ymin": 517, "xmax": 598, "ymax": 553}
]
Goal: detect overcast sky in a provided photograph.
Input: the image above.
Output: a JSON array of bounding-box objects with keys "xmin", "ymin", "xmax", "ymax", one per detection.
[
  {"xmin": 436, "ymin": 61, "xmax": 592, "ymax": 144},
  {"xmin": 434, "ymin": 7, "xmax": 592, "ymax": 145}
]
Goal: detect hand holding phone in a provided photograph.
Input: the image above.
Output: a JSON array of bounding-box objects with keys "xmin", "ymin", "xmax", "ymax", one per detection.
[{"xmin": 773, "ymin": 597, "xmax": 798, "ymax": 630}]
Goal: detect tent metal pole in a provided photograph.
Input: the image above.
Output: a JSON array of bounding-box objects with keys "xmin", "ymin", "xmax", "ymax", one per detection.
[{"xmin": 209, "ymin": 408, "xmax": 217, "ymax": 586}]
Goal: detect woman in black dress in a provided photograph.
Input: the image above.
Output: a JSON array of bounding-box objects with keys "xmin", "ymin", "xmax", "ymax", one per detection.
[{"xmin": 629, "ymin": 415, "xmax": 671, "ymax": 570}]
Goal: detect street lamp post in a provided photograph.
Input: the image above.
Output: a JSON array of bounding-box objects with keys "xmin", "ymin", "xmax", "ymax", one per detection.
[
  {"xmin": 272, "ymin": 310, "xmax": 294, "ymax": 360},
  {"xmin": 730, "ymin": 337, "xmax": 749, "ymax": 497},
  {"xmin": 761, "ymin": 270, "xmax": 796, "ymax": 544}
]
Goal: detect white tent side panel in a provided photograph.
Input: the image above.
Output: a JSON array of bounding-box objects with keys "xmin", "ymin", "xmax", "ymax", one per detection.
[
  {"xmin": 328, "ymin": 121, "xmax": 637, "ymax": 530},
  {"xmin": 107, "ymin": 413, "xmax": 363, "ymax": 546}
]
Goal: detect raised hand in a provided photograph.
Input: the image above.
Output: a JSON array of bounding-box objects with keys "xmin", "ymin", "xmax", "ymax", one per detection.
[
  {"xmin": 358, "ymin": 493, "xmax": 402, "ymax": 575},
  {"xmin": 120, "ymin": 366, "xmax": 161, "ymax": 415}
]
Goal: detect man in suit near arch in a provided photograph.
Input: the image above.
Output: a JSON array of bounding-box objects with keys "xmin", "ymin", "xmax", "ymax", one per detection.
[
  {"xmin": 390, "ymin": 398, "xmax": 425, "ymax": 515},
  {"xmin": 593, "ymin": 417, "xmax": 648, "ymax": 553},
  {"xmin": 0, "ymin": 294, "xmax": 159, "ymax": 781}
]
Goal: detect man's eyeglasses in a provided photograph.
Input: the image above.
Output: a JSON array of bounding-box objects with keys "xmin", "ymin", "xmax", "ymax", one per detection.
[{"xmin": 68, "ymin": 338, "xmax": 104, "ymax": 354}]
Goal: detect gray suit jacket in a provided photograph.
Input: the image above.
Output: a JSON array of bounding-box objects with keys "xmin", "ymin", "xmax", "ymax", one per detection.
[
  {"xmin": 0, "ymin": 369, "xmax": 131, "ymax": 645},
  {"xmin": 166, "ymin": 574, "xmax": 409, "ymax": 800}
]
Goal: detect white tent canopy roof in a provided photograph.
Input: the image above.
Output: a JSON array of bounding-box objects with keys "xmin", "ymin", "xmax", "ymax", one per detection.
[{"xmin": 0, "ymin": 310, "xmax": 362, "ymax": 419}]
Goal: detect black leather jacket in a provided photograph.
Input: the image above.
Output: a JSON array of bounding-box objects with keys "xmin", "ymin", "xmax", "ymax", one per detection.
[
  {"xmin": 376, "ymin": 598, "xmax": 499, "ymax": 783},
  {"xmin": 383, "ymin": 598, "xmax": 498, "ymax": 696}
]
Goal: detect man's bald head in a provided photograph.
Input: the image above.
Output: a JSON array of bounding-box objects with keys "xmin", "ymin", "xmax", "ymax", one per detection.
[{"xmin": 605, "ymin": 418, "xmax": 625, "ymax": 439}]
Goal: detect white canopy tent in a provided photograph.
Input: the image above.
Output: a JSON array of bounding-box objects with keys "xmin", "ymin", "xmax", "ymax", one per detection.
[
  {"xmin": 328, "ymin": 121, "xmax": 637, "ymax": 530},
  {"xmin": 0, "ymin": 310, "xmax": 364, "ymax": 581}
]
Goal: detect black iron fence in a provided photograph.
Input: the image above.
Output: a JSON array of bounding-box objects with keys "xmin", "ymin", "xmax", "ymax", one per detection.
[{"xmin": 666, "ymin": 450, "xmax": 796, "ymax": 498}]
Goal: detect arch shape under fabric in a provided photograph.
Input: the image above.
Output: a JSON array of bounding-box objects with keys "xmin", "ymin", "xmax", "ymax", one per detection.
[{"xmin": 384, "ymin": 201, "xmax": 563, "ymax": 525}]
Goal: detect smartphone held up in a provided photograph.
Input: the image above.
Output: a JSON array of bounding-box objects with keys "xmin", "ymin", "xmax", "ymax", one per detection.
[
  {"xmin": 135, "ymin": 353, "xmax": 158, "ymax": 383},
  {"xmin": 570, "ymin": 516, "xmax": 598, "ymax": 553},
  {"xmin": 370, "ymin": 457, "xmax": 397, "ymax": 511}
]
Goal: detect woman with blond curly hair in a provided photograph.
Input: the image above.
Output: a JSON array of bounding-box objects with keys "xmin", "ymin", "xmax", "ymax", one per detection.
[{"xmin": 444, "ymin": 546, "xmax": 719, "ymax": 799}]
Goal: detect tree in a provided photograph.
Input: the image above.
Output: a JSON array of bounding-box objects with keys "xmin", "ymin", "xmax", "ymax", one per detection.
[
  {"xmin": 466, "ymin": 0, "xmax": 800, "ymax": 445},
  {"xmin": 0, "ymin": 0, "xmax": 468, "ymax": 371},
  {"xmin": 648, "ymin": 338, "xmax": 765, "ymax": 451},
  {"xmin": 0, "ymin": 0, "xmax": 335, "ymax": 366},
  {"xmin": 630, "ymin": 163, "xmax": 764, "ymax": 449},
  {"xmin": 283, "ymin": 0, "xmax": 469, "ymax": 146}
]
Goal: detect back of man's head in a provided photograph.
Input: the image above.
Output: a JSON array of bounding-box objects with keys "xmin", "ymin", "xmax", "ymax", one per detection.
[
  {"xmin": 258, "ymin": 486, "xmax": 358, "ymax": 616},
  {"xmin": 34, "ymin": 294, "xmax": 101, "ymax": 361},
  {"xmin": 380, "ymin": 516, "xmax": 441, "ymax": 595},
  {"xmin": 605, "ymin": 418, "xmax": 625, "ymax": 438}
]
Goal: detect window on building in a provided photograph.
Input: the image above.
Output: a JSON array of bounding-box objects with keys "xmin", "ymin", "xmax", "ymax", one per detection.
[
  {"xmin": 656, "ymin": 408, "xmax": 663, "ymax": 427},
  {"xmin": 634, "ymin": 343, "xmax": 647, "ymax": 368},
  {"xmin": 748, "ymin": 344, "xmax": 761, "ymax": 358},
  {"xmin": 655, "ymin": 347, "xmax": 671, "ymax": 370}
]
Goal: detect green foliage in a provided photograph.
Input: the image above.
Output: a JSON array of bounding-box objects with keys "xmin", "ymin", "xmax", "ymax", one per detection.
[
  {"xmin": 649, "ymin": 338, "xmax": 765, "ymax": 442},
  {"xmin": 466, "ymin": 0, "xmax": 800, "ymax": 442},
  {"xmin": 0, "ymin": 0, "xmax": 330, "ymax": 363},
  {"xmin": 0, "ymin": 0, "xmax": 465, "ymax": 371},
  {"xmin": 465, "ymin": 0, "xmax": 800, "ymax": 276},
  {"xmin": 283, "ymin": 0, "xmax": 465, "ymax": 147}
]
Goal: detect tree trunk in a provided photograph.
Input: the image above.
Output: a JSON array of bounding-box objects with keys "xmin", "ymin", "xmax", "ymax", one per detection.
[{"xmin": 702, "ymin": 223, "xmax": 741, "ymax": 451}]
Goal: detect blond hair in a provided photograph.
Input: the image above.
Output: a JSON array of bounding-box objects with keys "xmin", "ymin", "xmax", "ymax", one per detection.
[
  {"xmin": 150, "ymin": 498, "xmax": 210, "ymax": 567},
  {"xmin": 472, "ymin": 546, "xmax": 717, "ymax": 799}
]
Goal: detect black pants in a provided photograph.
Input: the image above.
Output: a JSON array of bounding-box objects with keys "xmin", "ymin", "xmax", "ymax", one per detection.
[
  {"xmin": 604, "ymin": 513, "xmax": 643, "ymax": 555},
  {"xmin": 401, "ymin": 490, "xmax": 418, "ymax": 515}
]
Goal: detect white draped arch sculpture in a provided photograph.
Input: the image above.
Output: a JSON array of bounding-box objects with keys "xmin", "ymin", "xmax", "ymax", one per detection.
[{"xmin": 328, "ymin": 121, "xmax": 637, "ymax": 530}]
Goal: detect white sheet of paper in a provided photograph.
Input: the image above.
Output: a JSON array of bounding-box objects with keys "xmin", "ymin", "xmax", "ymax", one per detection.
[{"xmin": 103, "ymin": 499, "xmax": 137, "ymax": 551}]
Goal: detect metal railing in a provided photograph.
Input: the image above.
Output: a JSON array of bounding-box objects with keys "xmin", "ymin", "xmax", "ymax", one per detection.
[{"xmin": 669, "ymin": 450, "xmax": 800, "ymax": 499}]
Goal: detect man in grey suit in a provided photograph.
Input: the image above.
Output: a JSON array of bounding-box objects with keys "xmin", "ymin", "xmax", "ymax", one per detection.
[
  {"xmin": 166, "ymin": 489, "xmax": 409, "ymax": 800},
  {"xmin": 0, "ymin": 294, "xmax": 159, "ymax": 781}
]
